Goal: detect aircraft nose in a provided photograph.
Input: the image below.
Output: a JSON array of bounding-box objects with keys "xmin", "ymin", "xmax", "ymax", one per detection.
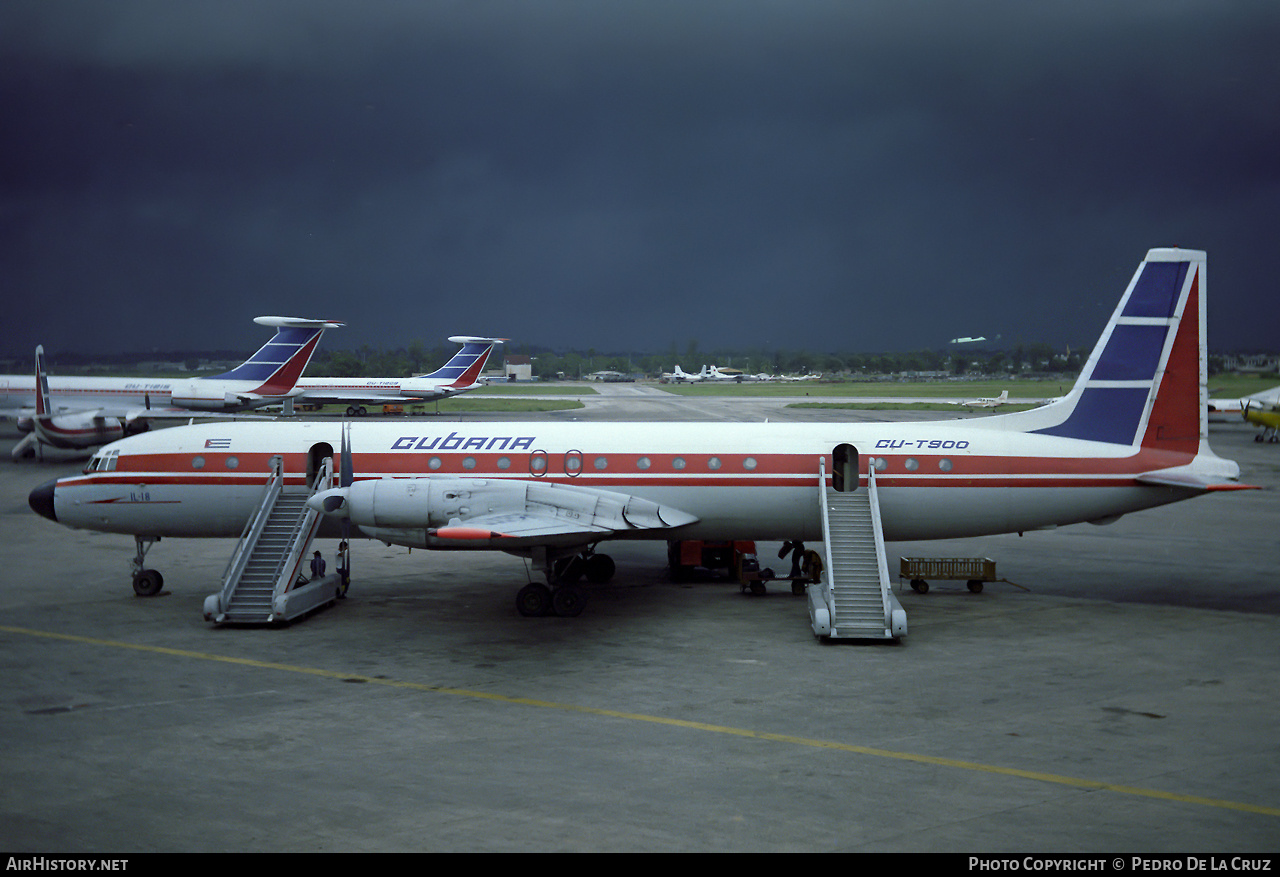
[{"xmin": 28, "ymin": 478, "xmax": 57, "ymax": 522}]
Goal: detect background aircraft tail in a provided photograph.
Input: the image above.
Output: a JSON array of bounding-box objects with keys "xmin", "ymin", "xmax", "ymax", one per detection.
[
  {"xmin": 418, "ymin": 336, "xmax": 505, "ymax": 387},
  {"xmin": 31, "ymin": 344, "xmax": 124, "ymax": 450},
  {"xmin": 34, "ymin": 345, "xmax": 51, "ymax": 416},
  {"xmin": 211, "ymin": 316, "xmax": 343, "ymax": 395},
  {"xmin": 989, "ymin": 248, "xmax": 1208, "ymax": 453}
]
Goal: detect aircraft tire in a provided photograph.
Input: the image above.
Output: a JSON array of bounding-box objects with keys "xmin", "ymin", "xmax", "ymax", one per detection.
[
  {"xmin": 551, "ymin": 555, "xmax": 585, "ymax": 583},
  {"xmin": 584, "ymin": 553, "xmax": 615, "ymax": 584},
  {"xmin": 132, "ymin": 569, "xmax": 164, "ymax": 597},
  {"xmin": 516, "ymin": 583, "xmax": 551, "ymax": 617},
  {"xmin": 551, "ymin": 586, "xmax": 585, "ymax": 618}
]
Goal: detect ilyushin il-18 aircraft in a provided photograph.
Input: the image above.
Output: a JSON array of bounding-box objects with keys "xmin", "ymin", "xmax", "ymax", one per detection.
[
  {"xmin": 29, "ymin": 248, "xmax": 1253, "ymax": 628},
  {"xmin": 3, "ymin": 317, "xmax": 342, "ymax": 459}
]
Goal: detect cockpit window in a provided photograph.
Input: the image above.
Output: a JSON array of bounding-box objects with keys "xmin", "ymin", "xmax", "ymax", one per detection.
[{"xmin": 84, "ymin": 450, "xmax": 119, "ymax": 473}]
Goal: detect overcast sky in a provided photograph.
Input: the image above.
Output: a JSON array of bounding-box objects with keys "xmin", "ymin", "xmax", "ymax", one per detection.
[{"xmin": 3, "ymin": 1, "xmax": 1277, "ymax": 360}]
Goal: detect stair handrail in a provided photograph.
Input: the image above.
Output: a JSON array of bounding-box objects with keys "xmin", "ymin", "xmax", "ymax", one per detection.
[
  {"xmin": 269, "ymin": 456, "xmax": 334, "ymax": 599},
  {"xmin": 816, "ymin": 457, "xmax": 836, "ymax": 605},
  {"xmin": 865, "ymin": 462, "xmax": 894, "ymax": 619},
  {"xmin": 217, "ymin": 455, "xmax": 284, "ymax": 611}
]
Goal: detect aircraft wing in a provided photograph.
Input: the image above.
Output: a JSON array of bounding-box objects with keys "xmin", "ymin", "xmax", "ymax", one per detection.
[
  {"xmin": 429, "ymin": 510, "xmax": 617, "ymax": 545},
  {"xmin": 121, "ymin": 407, "xmax": 284, "ymax": 424},
  {"xmin": 309, "ymin": 477, "xmax": 700, "ymax": 550}
]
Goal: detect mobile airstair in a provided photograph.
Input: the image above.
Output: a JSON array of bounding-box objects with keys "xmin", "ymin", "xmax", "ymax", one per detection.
[
  {"xmin": 807, "ymin": 459, "xmax": 907, "ymax": 641},
  {"xmin": 204, "ymin": 455, "xmax": 342, "ymax": 625}
]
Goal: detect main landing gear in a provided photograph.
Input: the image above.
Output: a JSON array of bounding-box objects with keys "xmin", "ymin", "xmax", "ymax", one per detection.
[
  {"xmin": 515, "ymin": 548, "xmax": 616, "ymax": 618},
  {"xmin": 131, "ymin": 536, "xmax": 164, "ymax": 597}
]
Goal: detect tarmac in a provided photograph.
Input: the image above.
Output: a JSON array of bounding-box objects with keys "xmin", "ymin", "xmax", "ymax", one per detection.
[{"xmin": 1, "ymin": 389, "xmax": 1278, "ymax": 853}]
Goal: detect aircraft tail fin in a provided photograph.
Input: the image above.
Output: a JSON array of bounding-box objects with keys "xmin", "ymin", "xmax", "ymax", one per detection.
[
  {"xmin": 418, "ymin": 336, "xmax": 505, "ymax": 388},
  {"xmin": 210, "ymin": 316, "xmax": 343, "ymax": 395},
  {"xmin": 34, "ymin": 345, "xmax": 51, "ymax": 416},
  {"xmin": 1016, "ymin": 248, "xmax": 1206, "ymax": 452}
]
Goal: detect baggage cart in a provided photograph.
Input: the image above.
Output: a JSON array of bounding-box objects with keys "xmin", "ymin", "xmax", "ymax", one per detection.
[{"xmin": 899, "ymin": 557, "xmax": 997, "ymax": 594}]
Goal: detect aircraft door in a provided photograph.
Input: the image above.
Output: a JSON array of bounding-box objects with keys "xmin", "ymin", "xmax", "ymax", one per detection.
[
  {"xmin": 308, "ymin": 442, "xmax": 334, "ymax": 486},
  {"xmin": 832, "ymin": 443, "xmax": 860, "ymax": 492}
]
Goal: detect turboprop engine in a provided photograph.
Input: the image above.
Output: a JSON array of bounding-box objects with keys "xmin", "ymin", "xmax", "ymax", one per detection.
[
  {"xmin": 308, "ymin": 477, "xmax": 698, "ymax": 550},
  {"xmin": 32, "ymin": 411, "xmax": 125, "ymax": 450}
]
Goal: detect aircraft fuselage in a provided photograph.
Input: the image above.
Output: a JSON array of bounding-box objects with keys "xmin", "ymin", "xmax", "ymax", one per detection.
[{"xmin": 34, "ymin": 417, "xmax": 1227, "ymax": 545}]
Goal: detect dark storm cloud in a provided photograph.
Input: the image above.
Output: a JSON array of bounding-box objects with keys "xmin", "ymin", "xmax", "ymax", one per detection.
[{"xmin": 3, "ymin": 1, "xmax": 1277, "ymax": 359}]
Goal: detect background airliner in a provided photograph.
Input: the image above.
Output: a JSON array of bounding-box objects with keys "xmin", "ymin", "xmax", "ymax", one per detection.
[
  {"xmin": 291, "ymin": 336, "xmax": 505, "ymax": 415},
  {"xmin": 3, "ymin": 316, "xmax": 341, "ymax": 459},
  {"xmin": 29, "ymin": 248, "xmax": 1249, "ymax": 629}
]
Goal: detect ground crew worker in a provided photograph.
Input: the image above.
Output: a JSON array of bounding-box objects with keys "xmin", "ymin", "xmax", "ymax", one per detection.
[{"xmin": 336, "ymin": 541, "xmax": 350, "ymax": 596}]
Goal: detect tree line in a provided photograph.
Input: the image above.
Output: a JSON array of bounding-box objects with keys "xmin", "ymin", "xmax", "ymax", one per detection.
[{"xmin": 304, "ymin": 340, "xmax": 1084, "ymax": 380}]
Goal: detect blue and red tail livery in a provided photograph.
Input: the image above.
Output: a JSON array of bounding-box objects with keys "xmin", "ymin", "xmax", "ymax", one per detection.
[
  {"xmin": 418, "ymin": 336, "xmax": 507, "ymax": 388},
  {"xmin": 1024, "ymin": 248, "xmax": 1206, "ymax": 451}
]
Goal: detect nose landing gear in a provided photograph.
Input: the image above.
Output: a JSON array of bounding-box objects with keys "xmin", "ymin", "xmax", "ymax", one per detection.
[{"xmin": 130, "ymin": 536, "xmax": 164, "ymax": 597}]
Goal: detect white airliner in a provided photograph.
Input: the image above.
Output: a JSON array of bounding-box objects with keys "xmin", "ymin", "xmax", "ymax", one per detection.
[
  {"xmin": 708, "ymin": 366, "xmax": 751, "ymax": 382},
  {"xmin": 3, "ymin": 317, "xmax": 341, "ymax": 459},
  {"xmin": 29, "ymin": 249, "xmax": 1252, "ymax": 621},
  {"xmin": 291, "ymin": 336, "xmax": 505, "ymax": 415},
  {"xmin": 664, "ymin": 365, "xmax": 709, "ymax": 382}
]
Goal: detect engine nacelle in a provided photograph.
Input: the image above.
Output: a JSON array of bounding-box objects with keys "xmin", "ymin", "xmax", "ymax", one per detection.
[
  {"xmin": 170, "ymin": 379, "xmax": 252, "ymax": 411},
  {"xmin": 32, "ymin": 413, "xmax": 124, "ymax": 450}
]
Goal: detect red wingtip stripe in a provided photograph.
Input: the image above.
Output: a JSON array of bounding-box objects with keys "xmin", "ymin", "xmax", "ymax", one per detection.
[{"xmin": 430, "ymin": 526, "xmax": 513, "ymax": 540}]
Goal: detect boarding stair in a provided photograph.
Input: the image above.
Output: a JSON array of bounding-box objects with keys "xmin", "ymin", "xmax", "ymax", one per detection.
[
  {"xmin": 204, "ymin": 455, "xmax": 342, "ymax": 625},
  {"xmin": 807, "ymin": 459, "xmax": 907, "ymax": 640}
]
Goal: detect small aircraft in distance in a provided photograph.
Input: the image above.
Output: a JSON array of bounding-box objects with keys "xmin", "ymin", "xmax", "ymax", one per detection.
[
  {"xmin": 1242, "ymin": 399, "xmax": 1280, "ymax": 443},
  {"xmin": 291, "ymin": 336, "xmax": 505, "ymax": 416},
  {"xmin": 1207, "ymin": 385, "xmax": 1280, "ymax": 424},
  {"xmin": 3, "ymin": 317, "xmax": 341, "ymax": 459},
  {"xmin": 30, "ymin": 248, "xmax": 1253, "ymax": 623},
  {"xmin": 956, "ymin": 390, "xmax": 1010, "ymax": 409}
]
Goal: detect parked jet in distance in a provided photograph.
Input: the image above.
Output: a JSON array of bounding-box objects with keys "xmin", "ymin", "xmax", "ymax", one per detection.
[
  {"xmin": 662, "ymin": 365, "xmax": 709, "ymax": 382},
  {"xmin": 708, "ymin": 366, "xmax": 750, "ymax": 382},
  {"xmin": 3, "ymin": 317, "xmax": 341, "ymax": 459},
  {"xmin": 31, "ymin": 248, "xmax": 1253, "ymax": 628},
  {"xmin": 292, "ymin": 337, "xmax": 505, "ymax": 415},
  {"xmin": 1207, "ymin": 385, "xmax": 1280, "ymax": 423}
]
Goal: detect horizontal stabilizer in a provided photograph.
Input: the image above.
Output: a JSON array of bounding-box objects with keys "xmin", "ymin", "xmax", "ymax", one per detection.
[
  {"xmin": 253, "ymin": 316, "xmax": 345, "ymax": 330},
  {"xmin": 1135, "ymin": 472, "xmax": 1261, "ymax": 492}
]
